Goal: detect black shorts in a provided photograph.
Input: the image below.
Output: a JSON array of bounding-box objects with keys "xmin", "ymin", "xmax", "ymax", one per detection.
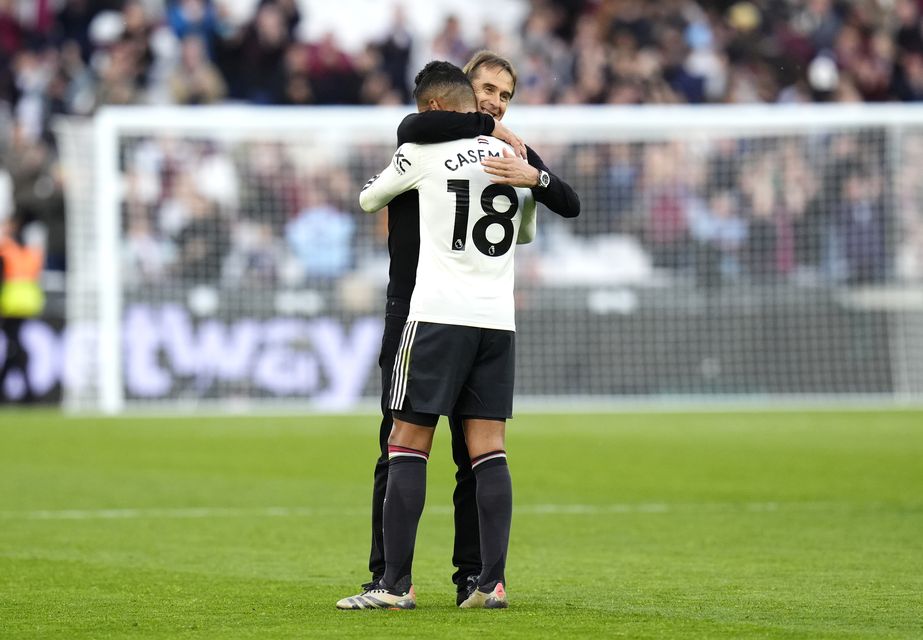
[{"xmin": 389, "ymin": 321, "xmax": 515, "ymax": 427}]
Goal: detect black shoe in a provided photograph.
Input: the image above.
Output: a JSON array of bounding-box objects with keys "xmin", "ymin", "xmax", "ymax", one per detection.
[
  {"xmin": 360, "ymin": 579, "xmax": 381, "ymax": 593},
  {"xmin": 455, "ymin": 574, "xmax": 478, "ymax": 607}
]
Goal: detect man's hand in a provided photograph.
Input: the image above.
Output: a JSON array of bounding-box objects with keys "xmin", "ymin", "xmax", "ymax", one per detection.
[
  {"xmin": 489, "ymin": 121, "xmax": 527, "ymax": 159},
  {"xmin": 482, "ymin": 148, "xmax": 540, "ymax": 187}
]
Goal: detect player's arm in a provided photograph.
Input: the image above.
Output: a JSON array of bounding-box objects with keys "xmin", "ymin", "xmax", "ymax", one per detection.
[
  {"xmin": 482, "ymin": 146, "xmax": 581, "ymax": 219},
  {"xmin": 397, "ymin": 112, "xmax": 527, "ymax": 158},
  {"xmin": 359, "ymin": 144, "xmax": 423, "ymax": 213},
  {"xmin": 517, "ymin": 194, "xmax": 537, "ymax": 245},
  {"xmin": 527, "ymin": 146, "xmax": 580, "ymax": 218},
  {"xmin": 397, "ymin": 111, "xmax": 492, "ymax": 144}
]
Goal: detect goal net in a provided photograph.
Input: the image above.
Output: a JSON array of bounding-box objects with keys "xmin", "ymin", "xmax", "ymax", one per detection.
[{"xmin": 55, "ymin": 105, "xmax": 923, "ymax": 413}]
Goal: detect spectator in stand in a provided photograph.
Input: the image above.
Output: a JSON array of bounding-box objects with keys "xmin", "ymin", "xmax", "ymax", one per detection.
[
  {"xmin": 285, "ymin": 184, "xmax": 355, "ymax": 280},
  {"xmin": 304, "ymin": 31, "xmax": 361, "ymax": 104},
  {"xmin": 569, "ymin": 13, "xmax": 609, "ymax": 103},
  {"xmin": 688, "ymin": 188, "xmax": 748, "ymax": 288},
  {"xmin": 282, "ymin": 41, "xmax": 312, "ymax": 105},
  {"xmin": 52, "ymin": 0, "xmax": 96, "ymax": 61},
  {"xmin": 238, "ymin": 141, "xmax": 299, "ymax": 233},
  {"xmin": 7, "ymin": 131, "xmax": 65, "ymax": 270},
  {"xmin": 778, "ymin": 140, "xmax": 817, "ymax": 277},
  {"xmin": 123, "ymin": 201, "xmax": 169, "ymax": 286},
  {"xmin": 262, "ymin": 0, "xmax": 301, "ymax": 39},
  {"xmin": 169, "ymin": 34, "xmax": 225, "ymax": 104},
  {"xmin": 641, "ymin": 143, "xmax": 691, "ymax": 269},
  {"xmin": 812, "ymin": 134, "xmax": 866, "ymax": 280},
  {"xmin": 95, "ymin": 35, "xmax": 143, "ymax": 106},
  {"xmin": 429, "ymin": 15, "xmax": 469, "ymax": 68},
  {"xmin": 0, "ymin": 0, "xmax": 22, "ymax": 58},
  {"xmin": 839, "ymin": 166, "xmax": 886, "ymax": 284},
  {"xmin": 520, "ymin": 3, "xmax": 571, "ymax": 101},
  {"xmin": 170, "ymin": 173, "xmax": 228, "ymax": 284},
  {"xmin": 513, "ymin": 49, "xmax": 556, "ymax": 105},
  {"xmin": 10, "ymin": 47, "xmax": 55, "ymax": 142},
  {"xmin": 53, "ymin": 39, "xmax": 94, "ymax": 115},
  {"xmin": 222, "ymin": 219, "xmax": 282, "ymax": 286},
  {"xmin": 0, "ymin": 215, "xmax": 44, "ymax": 403},
  {"xmin": 120, "ymin": 0, "xmax": 155, "ymax": 89},
  {"xmin": 602, "ymin": 0, "xmax": 653, "ymax": 48},
  {"xmin": 603, "ymin": 143, "xmax": 640, "ymax": 233},
  {"xmin": 375, "ymin": 5, "xmax": 413, "ymax": 103},
  {"xmin": 739, "ymin": 152, "xmax": 784, "ymax": 281},
  {"xmin": 657, "ymin": 20, "xmax": 705, "ymax": 103},
  {"xmin": 167, "ymin": 0, "xmax": 227, "ymax": 59},
  {"xmin": 896, "ymin": 0, "xmax": 923, "ymax": 51},
  {"xmin": 894, "ymin": 49, "xmax": 923, "ymax": 101},
  {"xmin": 224, "ymin": 2, "xmax": 288, "ymax": 104}
]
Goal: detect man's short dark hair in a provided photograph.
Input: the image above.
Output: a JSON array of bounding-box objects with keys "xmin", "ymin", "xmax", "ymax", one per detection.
[{"xmin": 412, "ymin": 60, "xmax": 476, "ymax": 110}]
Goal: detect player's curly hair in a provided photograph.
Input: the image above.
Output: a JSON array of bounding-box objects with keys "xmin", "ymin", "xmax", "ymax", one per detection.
[{"xmin": 412, "ymin": 61, "xmax": 476, "ymax": 110}]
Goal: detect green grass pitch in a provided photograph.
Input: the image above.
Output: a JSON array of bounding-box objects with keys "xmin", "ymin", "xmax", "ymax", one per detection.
[{"xmin": 1, "ymin": 409, "xmax": 921, "ymax": 639}]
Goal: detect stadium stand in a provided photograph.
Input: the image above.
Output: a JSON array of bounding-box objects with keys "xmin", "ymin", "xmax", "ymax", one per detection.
[
  {"xmin": 2, "ymin": 1, "xmax": 923, "ymax": 407},
  {"xmin": 3, "ymin": 0, "xmax": 923, "ymax": 274}
]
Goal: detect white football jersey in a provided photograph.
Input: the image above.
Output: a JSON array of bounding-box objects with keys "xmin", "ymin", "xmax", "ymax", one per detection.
[{"xmin": 360, "ymin": 135, "xmax": 536, "ymax": 331}]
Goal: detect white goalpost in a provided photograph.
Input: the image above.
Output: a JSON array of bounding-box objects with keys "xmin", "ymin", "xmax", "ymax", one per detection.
[{"xmin": 55, "ymin": 104, "xmax": 923, "ymax": 413}]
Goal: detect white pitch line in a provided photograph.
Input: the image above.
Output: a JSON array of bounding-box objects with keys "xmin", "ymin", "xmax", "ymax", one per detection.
[
  {"xmin": 0, "ymin": 506, "xmax": 361, "ymax": 521},
  {"xmin": 0, "ymin": 502, "xmax": 864, "ymax": 521}
]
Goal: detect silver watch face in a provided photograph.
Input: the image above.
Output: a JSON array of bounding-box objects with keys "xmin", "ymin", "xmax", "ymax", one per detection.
[{"xmin": 540, "ymin": 171, "xmax": 550, "ymax": 187}]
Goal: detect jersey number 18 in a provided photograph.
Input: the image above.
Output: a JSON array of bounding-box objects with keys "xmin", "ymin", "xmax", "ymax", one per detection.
[{"xmin": 447, "ymin": 180, "xmax": 518, "ymax": 257}]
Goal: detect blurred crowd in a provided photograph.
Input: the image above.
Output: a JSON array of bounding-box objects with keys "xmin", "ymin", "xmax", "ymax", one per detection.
[
  {"xmin": 115, "ymin": 127, "xmax": 923, "ymax": 294},
  {"xmin": 0, "ymin": 0, "xmax": 920, "ymax": 127},
  {"xmin": 1, "ymin": 0, "xmax": 923, "ymax": 286},
  {"xmin": 119, "ymin": 135, "xmax": 378, "ymax": 290},
  {"xmin": 549, "ymin": 131, "xmax": 907, "ymax": 287}
]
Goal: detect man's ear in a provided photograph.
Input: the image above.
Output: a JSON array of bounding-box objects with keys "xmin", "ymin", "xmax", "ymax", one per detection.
[{"xmin": 427, "ymin": 97, "xmax": 442, "ymax": 111}]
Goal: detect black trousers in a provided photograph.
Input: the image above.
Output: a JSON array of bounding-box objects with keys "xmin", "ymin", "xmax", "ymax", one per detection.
[
  {"xmin": 0, "ymin": 317, "xmax": 32, "ymax": 401},
  {"xmin": 368, "ymin": 298, "xmax": 481, "ymax": 588}
]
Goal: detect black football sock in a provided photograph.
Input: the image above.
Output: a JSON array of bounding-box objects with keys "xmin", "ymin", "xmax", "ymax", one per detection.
[
  {"xmin": 472, "ymin": 451, "xmax": 512, "ymax": 591},
  {"xmin": 381, "ymin": 446, "xmax": 428, "ymax": 591}
]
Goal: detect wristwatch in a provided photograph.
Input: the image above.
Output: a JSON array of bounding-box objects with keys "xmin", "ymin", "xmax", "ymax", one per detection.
[{"xmin": 537, "ymin": 170, "xmax": 551, "ymax": 189}]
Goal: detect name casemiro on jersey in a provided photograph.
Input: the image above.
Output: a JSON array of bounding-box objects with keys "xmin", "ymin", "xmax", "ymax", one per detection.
[
  {"xmin": 390, "ymin": 146, "xmax": 503, "ymax": 175},
  {"xmin": 443, "ymin": 147, "xmax": 502, "ymax": 172}
]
